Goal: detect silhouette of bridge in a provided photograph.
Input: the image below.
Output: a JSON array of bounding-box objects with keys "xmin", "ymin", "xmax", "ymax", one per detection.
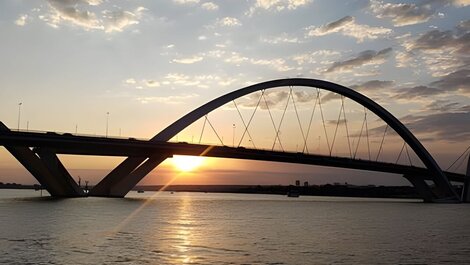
[{"xmin": 1, "ymin": 79, "xmax": 469, "ymax": 202}]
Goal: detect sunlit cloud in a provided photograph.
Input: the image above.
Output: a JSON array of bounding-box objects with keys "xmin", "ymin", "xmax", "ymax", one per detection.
[
  {"xmin": 306, "ymin": 16, "xmax": 392, "ymax": 42},
  {"xmin": 369, "ymin": 0, "xmax": 470, "ymax": 27},
  {"xmin": 201, "ymin": 2, "xmax": 219, "ymax": 10},
  {"xmin": 15, "ymin": 14, "xmax": 29, "ymax": 26},
  {"xmin": 172, "ymin": 55, "xmax": 204, "ymax": 64},
  {"xmin": 137, "ymin": 94, "xmax": 199, "ymax": 104},
  {"xmin": 173, "ymin": 0, "xmax": 200, "ymax": 4},
  {"xmin": 37, "ymin": 0, "xmax": 146, "ymax": 33},
  {"xmin": 217, "ymin": 17, "xmax": 242, "ymax": 27},
  {"xmin": 247, "ymin": 0, "xmax": 312, "ymax": 15}
]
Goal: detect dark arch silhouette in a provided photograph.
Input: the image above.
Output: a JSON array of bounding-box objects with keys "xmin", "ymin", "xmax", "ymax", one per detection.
[{"xmin": 91, "ymin": 78, "xmax": 459, "ymax": 201}]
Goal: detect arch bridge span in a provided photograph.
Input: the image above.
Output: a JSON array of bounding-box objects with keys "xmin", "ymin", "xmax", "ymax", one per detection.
[
  {"xmin": 90, "ymin": 78, "xmax": 461, "ymax": 202},
  {"xmin": 0, "ymin": 78, "xmax": 466, "ymax": 202}
]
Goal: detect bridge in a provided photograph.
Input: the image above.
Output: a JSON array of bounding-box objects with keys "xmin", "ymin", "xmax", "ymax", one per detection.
[{"xmin": 1, "ymin": 78, "xmax": 469, "ymax": 202}]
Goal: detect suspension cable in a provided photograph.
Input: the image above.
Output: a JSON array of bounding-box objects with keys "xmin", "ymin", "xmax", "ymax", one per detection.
[
  {"xmin": 317, "ymin": 89, "xmax": 331, "ymax": 155},
  {"xmin": 262, "ymin": 93, "xmax": 285, "ymax": 152},
  {"xmin": 341, "ymin": 96, "xmax": 352, "ymax": 158},
  {"xmin": 204, "ymin": 115, "xmax": 224, "ymax": 145},
  {"xmin": 198, "ymin": 116, "xmax": 207, "ymax": 144},
  {"xmin": 302, "ymin": 93, "xmax": 319, "ymax": 153},
  {"xmin": 364, "ymin": 108, "xmax": 371, "ymax": 160},
  {"xmin": 290, "ymin": 87, "xmax": 308, "ymax": 154},
  {"xmin": 395, "ymin": 141, "xmax": 406, "ymax": 164},
  {"xmin": 353, "ymin": 112, "xmax": 366, "ymax": 159},
  {"xmin": 376, "ymin": 124, "xmax": 388, "ymax": 162},
  {"xmin": 446, "ymin": 145, "xmax": 470, "ymax": 171},
  {"xmin": 233, "ymin": 100, "xmax": 256, "ymax": 149},
  {"xmin": 237, "ymin": 91, "xmax": 263, "ymax": 149},
  {"xmin": 329, "ymin": 97, "xmax": 343, "ymax": 156},
  {"xmin": 272, "ymin": 88, "xmax": 292, "ymax": 151},
  {"xmin": 404, "ymin": 144, "xmax": 413, "ymax": 166}
]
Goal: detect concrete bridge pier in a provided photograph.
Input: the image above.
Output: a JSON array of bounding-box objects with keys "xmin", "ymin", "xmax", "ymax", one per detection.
[
  {"xmin": 0, "ymin": 122, "xmax": 83, "ymax": 197},
  {"xmin": 403, "ymin": 174, "xmax": 435, "ymax": 203},
  {"xmin": 462, "ymin": 155, "xmax": 470, "ymax": 203},
  {"xmin": 90, "ymin": 153, "xmax": 169, "ymax": 197}
]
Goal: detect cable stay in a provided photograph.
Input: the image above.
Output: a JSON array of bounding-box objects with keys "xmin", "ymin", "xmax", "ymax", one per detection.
[
  {"xmin": 341, "ymin": 96, "xmax": 352, "ymax": 158},
  {"xmin": 201, "ymin": 115, "xmax": 224, "ymax": 146},
  {"xmin": 329, "ymin": 96, "xmax": 343, "ymax": 156},
  {"xmin": 446, "ymin": 145, "xmax": 470, "ymax": 171},
  {"xmin": 405, "ymin": 144, "xmax": 413, "ymax": 166},
  {"xmin": 395, "ymin": 141, "xmax": 406, "ymax": 164},
  {"xmin": 317, "ymin": 89, "xmax": 331, "ymax": 155},
  {"xmin": 376, "ymin": 124, "xmax": 389, "ymax": 162},
  {"xmin": 290, "ymin": 87, "xmax": 309, "ymax": 154},
  {"xmin": 262, "ymin": 93, "xmax": 285, "ymax": 152},
  {"xmin": 364, "ymin": 108, "xmax": 371, "ymax": 160},
  {"xmin": 353, "ymin": 110, "xmax": 366, "ymax": 159},
  {"xmin": 198, "ymin": 116, "xmax": 207, "ymax": 144},
  {"xmin": 237, "ymin": 90, "xmax": 264, "ymax": 149},
  {"xmin": 272, "ymin": 88, "xmax": 292, "ymax": 151},
  {"xmin": 233, "ymin": 100, "xmax": 256, "ymax": 149},
  {"xmin": 302, "ymin": 92, "xmax": 319, "ymax": 154}
]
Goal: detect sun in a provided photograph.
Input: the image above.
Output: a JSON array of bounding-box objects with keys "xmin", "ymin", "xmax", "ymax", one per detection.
[{"xmin": 172, "ymin": 155, "xmax": 205, "ymax": 172}]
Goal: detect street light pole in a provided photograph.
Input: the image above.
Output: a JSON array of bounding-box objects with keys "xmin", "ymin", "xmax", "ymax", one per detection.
[
  {"xmin": 106, "ymin": 112, "xmax": 110, "ymax": 137},
  {"xmin": 232, "ymin": 124, "xmax": 235, "ymax": 147},
  {"xmin": 17, "ymin": 102, "xmax": 22, "ymax": 131}
]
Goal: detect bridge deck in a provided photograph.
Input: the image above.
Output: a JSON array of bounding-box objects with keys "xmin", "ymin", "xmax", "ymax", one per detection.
[{"xmin": 0, "ymin": 130, "xmax": 465, "ymax": 183}]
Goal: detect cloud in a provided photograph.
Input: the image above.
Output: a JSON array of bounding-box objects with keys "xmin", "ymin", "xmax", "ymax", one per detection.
[
  {"xmin": 173, "ymin": 0, "xmax": 200, "ymax": 4},
  {"xmin": 125, "ymin": 78, "xmax": 137, "ymax": 84},
  {"xmin": 351, "ymin": 80, "xmax": 395, "ymax": 93},
  {"xmin": 369, "ymin": 0, "xmax": 470, "ymax": 27},
  {"xmin": 306, "ymin": 16, "xmax": 392, "ymax": 42},
  {"xmin": 291, "ymin": 50, "xmax": 340, "ymax": 66},
  {"xmin": 402, "ymin": 112, "xmax": 470, "ymax": 142},
  {"xmin": 430, "ymin": 69, "xmax": 470, "ymax": 93},
  {"xmin": 261, "ymin": 33, "xmax": 302, "ymax": 44},
  {"xmin": 217, "ymin": 17, "xmax": 242, "ymax": 27},
  {"xmin": 398, "ymin": 20, "xmax": 470, "ymax": 75},
  {"xmin": 172, "ymin": 55, "xmax": 204, "ymax": 64},
  {"xmin": 247, "ymin": 0, "xmax": 312, "ymax": 15},
  {"xmin": 393, "ymin": 85, "xmax": 443, "ymax": 100},
  {"xmin": 39, "ymin": 0, "xmax": 145, "ymax": 33},
  {"xmin": 201, "ymin": 2, "xmax": 219, "ymax": 10},
  {"xmin": 15, "ymin": 14, "xmax": 29, "ymax": 26},
  {"xmin": 325, "ymin": 48, "xmax": 393, "ymax": 73},
  {"xmin": 137, "ymin": 94, "xmax": 199, "ymax": 105}
]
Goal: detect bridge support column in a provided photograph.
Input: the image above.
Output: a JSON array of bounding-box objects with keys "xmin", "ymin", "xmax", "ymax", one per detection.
[
  {"xmin": 0, "ymin": 123, "xmax": 83, "ymax": 197},
  {"xmin": 403, "ymin": 175, "xmax": 435, "ymax": 203},
  {"xmin": 90, "ymin": 154, "xmax": 168, "ymax": 197},
  {"xmin": 89, "ymin": 157, "xmax": 147, "ymax": 196},
  {"xmin": 462, "ymin": 155, "xmax": 470, "ymax": 203}
]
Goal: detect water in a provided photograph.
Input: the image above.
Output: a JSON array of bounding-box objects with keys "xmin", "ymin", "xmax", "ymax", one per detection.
[{"xmin": 1, "ymin": 190, "xmax": 469, "ymax": 265}]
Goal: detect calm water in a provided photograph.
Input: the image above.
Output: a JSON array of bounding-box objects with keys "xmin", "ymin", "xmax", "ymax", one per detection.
[{"xmin": 1, "ymin": 190, "xmax": 469, "ymax": 265}]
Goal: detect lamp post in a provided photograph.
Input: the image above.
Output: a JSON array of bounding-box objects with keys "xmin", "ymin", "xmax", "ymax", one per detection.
[
  {"xmin": 106, "ymin": 112, "xmax": 110, "ymax": 137},
  {"xmin": 17, "ymin": 102, "xmax": 22, "ymax": 131},
  {"xmin": 232, "ymin": 124, "xmax": 235, "ymax": 147}
]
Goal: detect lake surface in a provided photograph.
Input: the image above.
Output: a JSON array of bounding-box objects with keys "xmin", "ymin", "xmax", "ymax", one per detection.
[{"xmin": 1, "ymin": 189, "xmax": 469, "ymax": 265}]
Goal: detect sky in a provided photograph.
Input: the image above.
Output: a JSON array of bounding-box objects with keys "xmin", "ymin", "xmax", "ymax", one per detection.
[{"xmin": 0, "ymin": 0, "xmax": 469, "ymax": 186}]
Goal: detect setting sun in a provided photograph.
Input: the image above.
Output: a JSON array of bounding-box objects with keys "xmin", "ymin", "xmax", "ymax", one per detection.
[{"xmin": 172, "ymin": 155, "xmax": 205, "ymax": 172}]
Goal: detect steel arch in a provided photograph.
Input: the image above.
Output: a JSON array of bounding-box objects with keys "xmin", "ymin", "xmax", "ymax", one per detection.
[
  {"xmin": 92, "ymin": 78, "xmax": 459, "ymax": 201},
  {"xmin": 150, "ymin": 78, "xmax": 458, "ymax": 200}
]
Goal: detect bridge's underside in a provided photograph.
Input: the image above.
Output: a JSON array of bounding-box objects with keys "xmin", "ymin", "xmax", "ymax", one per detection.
[{"xmin": 0, "ymin": 128, "xmax": 467, "ymax": 202}]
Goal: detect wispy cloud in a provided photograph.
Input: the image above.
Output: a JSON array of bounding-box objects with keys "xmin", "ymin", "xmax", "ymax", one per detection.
[
  {"xmin": 217, "ymin": 17, "xmax": 242, "ymax": 27},
  {"xmin": 37, "ymin": 0, "xmax": 146, "ymax": 33},
  {"xmin": 325, "ymin": 48, "xmax": 393, "ymax": 73},
  {"xmin": 137, "ymin": 94, "xmax": 199, "ymax": 104},
  {"xmin": 15, "ymin": 14, "xmax": 29, "ymax": 26},
  {"xmin": 172, "ymin": 55, "xmax": 204, "ymax": 64},
  {"xmin": 201, "ymin": 2, "xmax": 219, "ymax": 10},
  {"xmin": 306, "ymin": 16, "xmax": 392, "ymax": 42},
  {"xmin": 247, "ymin": 0, "xmax": 312, "ymax": 15},
  {"xmin": 369, "ymin": 0, "xmax": 470, "ymax": 27}
]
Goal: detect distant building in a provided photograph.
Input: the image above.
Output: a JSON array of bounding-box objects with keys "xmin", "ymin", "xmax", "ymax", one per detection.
[
  {"xmin": 304, "ymin": 181, "xmax": 309, "ymax": 187},
  {"xmin": 295, "ymin": 180, "xmax": 300, "ymax": 186}
]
